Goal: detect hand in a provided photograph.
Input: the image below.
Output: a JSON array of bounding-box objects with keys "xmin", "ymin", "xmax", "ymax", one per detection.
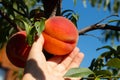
[{"xmin": 22, "ymin": 34, "xmax": 84, "ymax": 80}]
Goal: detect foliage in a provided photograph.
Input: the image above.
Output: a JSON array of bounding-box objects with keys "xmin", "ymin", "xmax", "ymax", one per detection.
[
  {"xmin": 64, "ymin": 68, "xmax": 94, "ymax": 79},
  {"xmin": 84, "ymin": 0, "xmax": 120, "ymax": 44},
  {"xmin": 83, "ymin": 0, "xmax": 120, "ymax": 13},
  {"xmin": 0, "ymin": 0, "xmax": 43, "ymax": 48},
  {"xmin": 64, "ymin": 45, "xmax": 120, "ymax": 79},
  {"xmin": 102, "ymin": 20, "xmax": 120, "ymax": 44},
  {"xmin": 61, "ymin": 9, "xmax": 79, "ymax": 27}
]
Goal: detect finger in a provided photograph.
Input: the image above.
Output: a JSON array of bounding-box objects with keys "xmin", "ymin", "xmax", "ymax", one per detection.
[
  {"xmin": 47, "ymin": 47, "xmax": 79, "ymax": 68},
  {"xmin": 31, "ymin": 34, "xmax": 44, "ymax": 52},
  {"xmin": 54, "ymin": 47, "xmax": 80, "ymax": 72},
  {"xmin": 47, "ymin": 55, "xmax": 65, "ymax": 68},
  {"xmin": 27, "ymin": 34, "xmax": 46, "ymax": 66},
  {"xmin": 66, "ymin": 52, "xmax": 84, "ymax": 71}
]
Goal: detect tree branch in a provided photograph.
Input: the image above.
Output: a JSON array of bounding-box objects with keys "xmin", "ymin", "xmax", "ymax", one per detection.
[
  {"xmin": 42, "ymin": 0, "xmax": 62, "ymax": 18},
  {"xmin": 78, "ymin": 24, "xmax": 120, "ymax": 35},
  {"xmin": 0, "ymin": 10, "xmax": 22, "ymax": 32}
]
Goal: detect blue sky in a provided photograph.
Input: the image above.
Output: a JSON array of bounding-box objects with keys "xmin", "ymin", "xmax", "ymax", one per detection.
[{"xmin": 62, "ymin": 0, "xmax": 120, "ymax": 67}]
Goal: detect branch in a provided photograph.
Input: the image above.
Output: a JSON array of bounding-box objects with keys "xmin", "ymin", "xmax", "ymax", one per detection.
[
  {"xmin": 42, "ymin": 0, "xmax": 61, "ymax": 18},
  {"xmin": 1, "ymin": 2, "xmax": 27, "ymax": 18},
  {"xmin": 0, "ymin": 10, "xmax": 22, "ymax": 32},
  {"xmin": 78, "ymin": 24, "xmax": 120, "ymax": 35}
]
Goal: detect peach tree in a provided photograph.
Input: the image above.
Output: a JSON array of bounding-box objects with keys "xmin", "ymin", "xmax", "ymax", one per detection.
[{"xmin": 0, "ymin": 0, "xmax": 120, "ymax": 80}]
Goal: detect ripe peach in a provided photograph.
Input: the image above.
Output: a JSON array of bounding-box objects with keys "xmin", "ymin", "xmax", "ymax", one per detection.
[
  {"xmin": 6, "ymin": 31, "xmax": 31, "ymax": 68},
  {"xmin": 42, "ymin": 16, "xmax": 78, "ymax": 55},
  {"xmin": 6, "ymin": 16, "xmax": 78, "ymax": 68}
]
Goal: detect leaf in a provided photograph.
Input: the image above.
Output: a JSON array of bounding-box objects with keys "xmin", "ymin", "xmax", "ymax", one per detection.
[
  {"xmin": 97, "ymin": 0, "xmax": 103, "ymax": 9},
  {"xmin": 113, "ymin": 0, "xmax": 120, "ymax": 13},
  {"xmin": 35, "ymin": 18, "xmax": 45, "ymax": 36},
  {"xmin": 64, "ymin": 68, "xmax": 94, "ymax": 78},
  {"xmin": 89, "ymin": 0, "xmax": 97, "ymax": 7},
  {"xmin": 22, "ymin": 20, "xmax": 34, "ymax": 46},
  {"xmin": 70, "ymin": 13, "xmax": 79, "ymax": 27},
  {"xmin": 27, "ymin": 27, "xmax": 36, "ymax": 46},
  {"xmin": 104, "ymin": 0, "xmax": 110, "ymax": 10},
  {"xmin": 61, "ymin": 9, "xmax": 74, "ymax": 16},
  {"xmin": 89, "ymin": 58, "xmax": 96, "ymax": 70},
  {"xmin": 22, "ymin": 20, "xmax": 31, "ymax": 35},
  {"xmin": 108, "ymin": 19, "xmax": 120, "ymax": 23},
  {"xmin": 73, "ymin": 0, "xmax": 77, "ymax": 6},
  {"xmin": 117, "ymin": 45, "xmax": 120, "ymax": 53},
  {"xmin": 94, "ymin": 70, "xmax": 112, "ymax": 77},
  {"xmin": 96, "ymin": 45, "xmax": 116, "ymax": 52},
  {"xmin": 106, "ymin": 58, "xmax": 120, "ymax": 68},
  {"xmin": 82, "ymin": 0, "xmax": 87, "ymax": 8},
  {"xmin": 95, "ymin": 77, "xmax": 100, "ymax": 80}
]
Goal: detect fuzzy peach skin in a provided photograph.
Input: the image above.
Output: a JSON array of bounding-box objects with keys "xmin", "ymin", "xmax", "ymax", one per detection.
[
  {"xmin": 42, "ymin": 16, "xmax": 78, "ymax": 55},
  {"xmin": 6, "ymin": 16, "xmax": 78, "ymax": 68},
  {"xmin": 6, "ymin": 31, "xmax": 31, "ymax": 68}
]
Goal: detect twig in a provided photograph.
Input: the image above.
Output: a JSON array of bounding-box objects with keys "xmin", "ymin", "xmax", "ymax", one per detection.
[
  {"xmin": 78, "ymin": 24, "xmax": 120, "ymax": 35},
  {"xmin": 95, "ymin": 14, "xmax": 119, "ymax": 24},
  {"xmin": 78, "ymin": 14, "xmax": 120, "ymax": 35},
  {"xmin": 0, "ymin": 10, "xmax": 22, "ymax": 32}
]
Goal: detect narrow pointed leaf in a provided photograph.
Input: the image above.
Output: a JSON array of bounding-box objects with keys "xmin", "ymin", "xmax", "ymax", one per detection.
[
  {"xmin": 94, "ymin": 70, "xmax": 112, "ymax": 77},
  {"xmin": 35, "ymin": 18, "xmax": 45, "ymax": 36},
  {"xmin": 73, "ymin": 0, "xmax": 77, "ymax": 6},
  {"xmin": 22, "ymin": 20, "xmax": 34, "ymax": 46},
  {"xmin": 106, "ymin": 58, "xmax": 120, "ymax": 68},
  {"xmin": 104, "ymin": 0, "xmax": 110, "ymax": 10},
  {"xmin": 96, "ymin": 45, "xmax": 116, "ymax": 52},
  {"xmin": 117, "ymin": 46, "xmax": 120, "ymax": 53},
  {"xmin": 95, "ymin": 77, "xmax": 100, "ymax": 80},
  {"xmin": 82, "ymin": 0, "xmax": 87, "ymax": 8}
]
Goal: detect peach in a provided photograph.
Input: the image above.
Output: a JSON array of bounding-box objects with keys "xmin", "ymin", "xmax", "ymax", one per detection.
[
  {"xmin": 6, "ymin": 16, "xmax": 78, "ymax": 68},
  {"xmin": 42, "ymin": 16, "xmax": 78, "ymax": 55},
  {"xmin": 6, "ymin": 31, "xmax": 31, "ymax": 68}
]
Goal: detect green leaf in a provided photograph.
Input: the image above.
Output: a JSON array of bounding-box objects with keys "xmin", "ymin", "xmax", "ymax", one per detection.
[
  {"xmin": 22, "ymin": 20, "xmax": 31, "ymax": 35},
  {"xmin": 95, "ymin": 77, "xmax": 100, "ymax": 80},
  {"xmin": 106, "ymin": 58, "xmax": 120, "ymax": 68},
  {"xmin": 113, "ymin": 1, "xmax": 120, "ymax": 13},
  {"xmin": 70, "ymin": 13, "xmax": 79, "ymax": 27},
  {"xmin": 117, "ymin": 46, "xmax": 120, "ymax": 53},
  {"xmin": 89, "ymin": 0, "xmax": 97, "ymax": 7},
  {"xmin": 104, "ymin": 0, "xmax": 110, "ymax": 10},
  {"xmin": 108, "ymin": 19, "xmax": 120, "ymax": 23},
  {"xmin": 26, "ymin": 27, "xmax": 36, "ymax": 46},
  {"xmin": 73, "ymin": 0, "xmax": 77, "ymax": 6},
  {"xmin": 94, "ymin": 70, "xmax": 112, "ymax": 77},
  {"xmin": 82, "ymin": 0, "xmax": 87, "ymax": 8},
  {"xmin": 62, "ymin": 10, "xmax": 74, "ymax": 15},
  {"xmin": 22, "ymin": 20, "xmax": 34, "ymax": 46},
  {"xmin": 35, "ymin": 18, "xmax": 45, "ymax": 36},
  {"xmin": 64, "ymin": 68, "xmax": 94, "ymax": 78}
]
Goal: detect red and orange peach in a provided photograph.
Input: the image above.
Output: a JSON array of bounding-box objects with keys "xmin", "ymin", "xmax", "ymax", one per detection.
[
  {"xmin": 6, "ymin": 16, "xmax": 78, "ymax": 68},
  {"xmin": 43, "ymin": 16, "xmax": 78, "ymax": 55}
]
